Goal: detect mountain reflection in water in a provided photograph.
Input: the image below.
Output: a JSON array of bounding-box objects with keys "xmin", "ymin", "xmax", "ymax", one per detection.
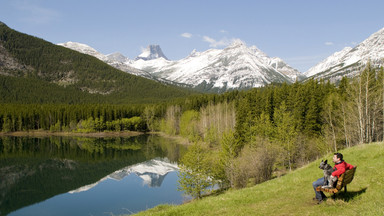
[{"xmin": 69, "ymin": 158, "xmax": 179, "ymax": 194}]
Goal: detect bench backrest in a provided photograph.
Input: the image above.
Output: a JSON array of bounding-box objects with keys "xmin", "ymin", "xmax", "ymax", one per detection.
[{"xmin": 335, "ymin": 166, "xmax": 357, "ymax": 190}]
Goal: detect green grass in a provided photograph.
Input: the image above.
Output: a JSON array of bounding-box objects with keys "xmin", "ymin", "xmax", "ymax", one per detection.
[{"xmin": 134, "ymin": 142, "xmax": 384, "ymax": 215}]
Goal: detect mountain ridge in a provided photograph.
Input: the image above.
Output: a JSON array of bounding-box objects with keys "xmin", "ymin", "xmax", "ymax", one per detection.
[
  {"xmin": 60, "ymin": 40, "xmax": 305, "ymax": 92},
  {"xmin": 305, "ymin": 27, "xmax": 384, "ymax": 81},
  {"xmin": 130, "ymin": 40, "xmax": 305, "ymax": 91}
]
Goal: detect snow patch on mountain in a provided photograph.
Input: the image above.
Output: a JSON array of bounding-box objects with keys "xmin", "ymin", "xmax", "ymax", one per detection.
[
  {"xmin": 58, "ymin": 41, "xmax": 107, "ymax": 61},
  {"xmin": 106, "ymin": 52, "xmax": 129, "ymax": 63},
  {"xmin": 268, "ymin": 57, "xmax": 306, "ymax": 81},
  {"xmin": 305, "ymin": 47, "xmax": 353, "ymax": 77},
  {"xmin": 304, "ymin": 27, "xmax": 384, "ymax": 81}
]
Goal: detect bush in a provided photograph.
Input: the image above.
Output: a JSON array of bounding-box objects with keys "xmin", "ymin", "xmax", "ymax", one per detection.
[
  {"xmin": 226, "ymin": 145, "xmax": 276, "ymax": 188},
  {"xmin": 49, "ymin": 120, "xmax": 61, "ymax": 132},
  {"xmin": 76, "ymin": 117, "xmax": 96, "ymax": 133}
]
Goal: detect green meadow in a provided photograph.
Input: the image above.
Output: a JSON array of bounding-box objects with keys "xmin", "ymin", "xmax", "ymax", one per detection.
[{"xmin": 134, "ymin": 142, "xmax": 384, "ymax": 216}]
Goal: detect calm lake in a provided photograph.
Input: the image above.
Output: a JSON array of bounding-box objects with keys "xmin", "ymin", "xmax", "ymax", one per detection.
[{"xmin": 0, "ymin": 135, "xmax": 188, "ymax": 216}]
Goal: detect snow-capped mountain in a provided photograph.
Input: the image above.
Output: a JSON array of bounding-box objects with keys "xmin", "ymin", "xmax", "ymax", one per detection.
[
  {"xmin": 106, "ymin": 52, "xmax": 129, "ymax": 63},
  {"xmin": 130, "ymin": 40, "xmax": 303, "ymax": 91},
  {"xmin": 68, "ymin": 158, "xmax": 178, "ymax": 193},
  {"xmin": 58, "ymin": 42, "xmax": 156, "ymax": 79},
  {"xmin": 268, "ymin": 57, "xmax": 306, "ymax": 82},
  {"xmin": 305, "ymin": 27, "xmax": 384, "ymax": 81},
  {"xmin": 136, "ymin": 45, "xmax": 168, "ymax": 61},
  {"xmin": 58, "ymin": 41, "xmax": 107, "ymax": 61},
  {"xmin": 59, "ymin": 40, "xmax": 304, "ymax": 92},
  {"xmin": 304, "ymin": 47, "xmax": 353, "ymax": 78}
]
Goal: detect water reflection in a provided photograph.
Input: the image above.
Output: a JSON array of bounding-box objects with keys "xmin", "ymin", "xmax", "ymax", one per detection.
[
  {"xmin": 109, "ymin": 158, "xmax": 179, "ymax": 188},
  {"xmin": 69, "ymin": 158, "xmax": 179, "ymax": 194},
  {"xmin": 0, "ymin": 135, "xmax": 186, "ymax": 216}
]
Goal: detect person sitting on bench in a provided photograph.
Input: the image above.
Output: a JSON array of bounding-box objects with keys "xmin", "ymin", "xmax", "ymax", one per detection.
[{"xmin": 312, "ymin": 153, "xmax": 355, "ymax": 204}]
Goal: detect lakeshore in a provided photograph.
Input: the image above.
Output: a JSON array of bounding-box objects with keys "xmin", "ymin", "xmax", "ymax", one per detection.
[
  {"xmin": 0, "ymin": 130, "xmax": 191, "ymax": 146},
  {"xmin": 0, "ymin": 130, "xmax": 144, "ymax": 138}
]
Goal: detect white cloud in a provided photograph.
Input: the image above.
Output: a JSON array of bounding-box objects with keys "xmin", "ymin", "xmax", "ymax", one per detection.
[
  {"xmin": 181, "ymin": 32, "xmax": 192, "ymax": 38},
  {"xmin": 203, "ymin": 36, "xmax": 216, "ymax": 44},
  {"xmin": 203, "ymin": 36, "xmax": 240, "ymax": 48},
  {"xmin": 12, "ymin": 0, "xmax": 60, "ymax": 25},
  {"xmin": 220, "ymin": 30, "xmax": 228, "ymax": 34},
  {"xmin": 324, "ymin": 42, "xmax": 334, "ymax": 46}
]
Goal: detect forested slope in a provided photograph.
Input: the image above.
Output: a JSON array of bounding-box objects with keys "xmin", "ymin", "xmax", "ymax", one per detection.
[{"xmin": 0, "ymin": 22, "xmax": 194, "ymax": 104}]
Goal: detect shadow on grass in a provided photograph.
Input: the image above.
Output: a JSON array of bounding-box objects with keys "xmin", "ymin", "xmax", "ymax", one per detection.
[{"xmin": 333, "ymin": 187, "xmax": 368, "ymax": 202}]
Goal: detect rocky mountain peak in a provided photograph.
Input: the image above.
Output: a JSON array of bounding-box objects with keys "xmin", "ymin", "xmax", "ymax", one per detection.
[
  {"xmin": 106, "ymin": 52, "xmax": 128, "ymax": 62},
  {"xmin": 188, "ymin": 49, "xmax": 200, "ymax": 58},
  {"xmin": 135, "ymin": 45, "xmax": 168, "ymax": 61},
  {"xmin": 228, "ymin": 39, "xmax": 246, "ymax": 48}
]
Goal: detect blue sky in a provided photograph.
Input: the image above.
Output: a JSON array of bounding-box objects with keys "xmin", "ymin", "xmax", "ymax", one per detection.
[{"xmin": 1, "ymin": 0, "xmax": 384, "ymax": 72}]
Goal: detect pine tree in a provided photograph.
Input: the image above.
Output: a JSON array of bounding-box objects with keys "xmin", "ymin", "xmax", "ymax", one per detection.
[{"xmin": 250, "ymin": 111, "xmax": 274, "ymax": 141}]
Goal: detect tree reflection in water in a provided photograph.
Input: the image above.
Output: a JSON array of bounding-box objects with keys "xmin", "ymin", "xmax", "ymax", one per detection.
[{"xmin": 0, "ymin": 135, "xmax": 186, "ymax": 216}]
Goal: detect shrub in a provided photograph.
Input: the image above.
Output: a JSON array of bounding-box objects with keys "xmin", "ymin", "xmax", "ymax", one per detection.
[{"xmin": 226, "ymin": 145, "xmax": 276, "ymax": 188}]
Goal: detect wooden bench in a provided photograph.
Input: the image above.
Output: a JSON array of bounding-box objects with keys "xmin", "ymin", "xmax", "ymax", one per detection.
[{"xmin": 316, "ymin": 166, "xmax": 357, "ymax": 197}]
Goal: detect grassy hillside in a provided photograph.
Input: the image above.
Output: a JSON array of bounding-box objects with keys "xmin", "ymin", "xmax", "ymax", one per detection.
[
  {"xmin": 135, "ymin": 142, "xmax": 384, "ymax": 216},
  {"xmin": 0, "ymin": 22, "xmax": 194, "ymax": 104}
]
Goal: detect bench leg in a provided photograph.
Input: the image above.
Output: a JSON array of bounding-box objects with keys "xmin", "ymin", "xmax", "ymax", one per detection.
[{"xmin": 344, "ymin": 185, "xmax": 347, "ymax": 193}]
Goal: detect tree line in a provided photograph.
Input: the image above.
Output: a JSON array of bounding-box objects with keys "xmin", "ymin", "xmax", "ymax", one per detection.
[
  {"xmin": 0, "ymin": 104, "xmax": 146, "ymax": 132},
  {"xmin": 0, "ymin": 91, "xmax": 239, "ymax": 133}
]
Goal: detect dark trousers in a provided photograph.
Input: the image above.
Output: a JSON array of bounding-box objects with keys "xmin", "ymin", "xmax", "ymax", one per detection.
[{"xmin": 312, "ymin": 177, "xmax": 326, "ymax": 200}]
